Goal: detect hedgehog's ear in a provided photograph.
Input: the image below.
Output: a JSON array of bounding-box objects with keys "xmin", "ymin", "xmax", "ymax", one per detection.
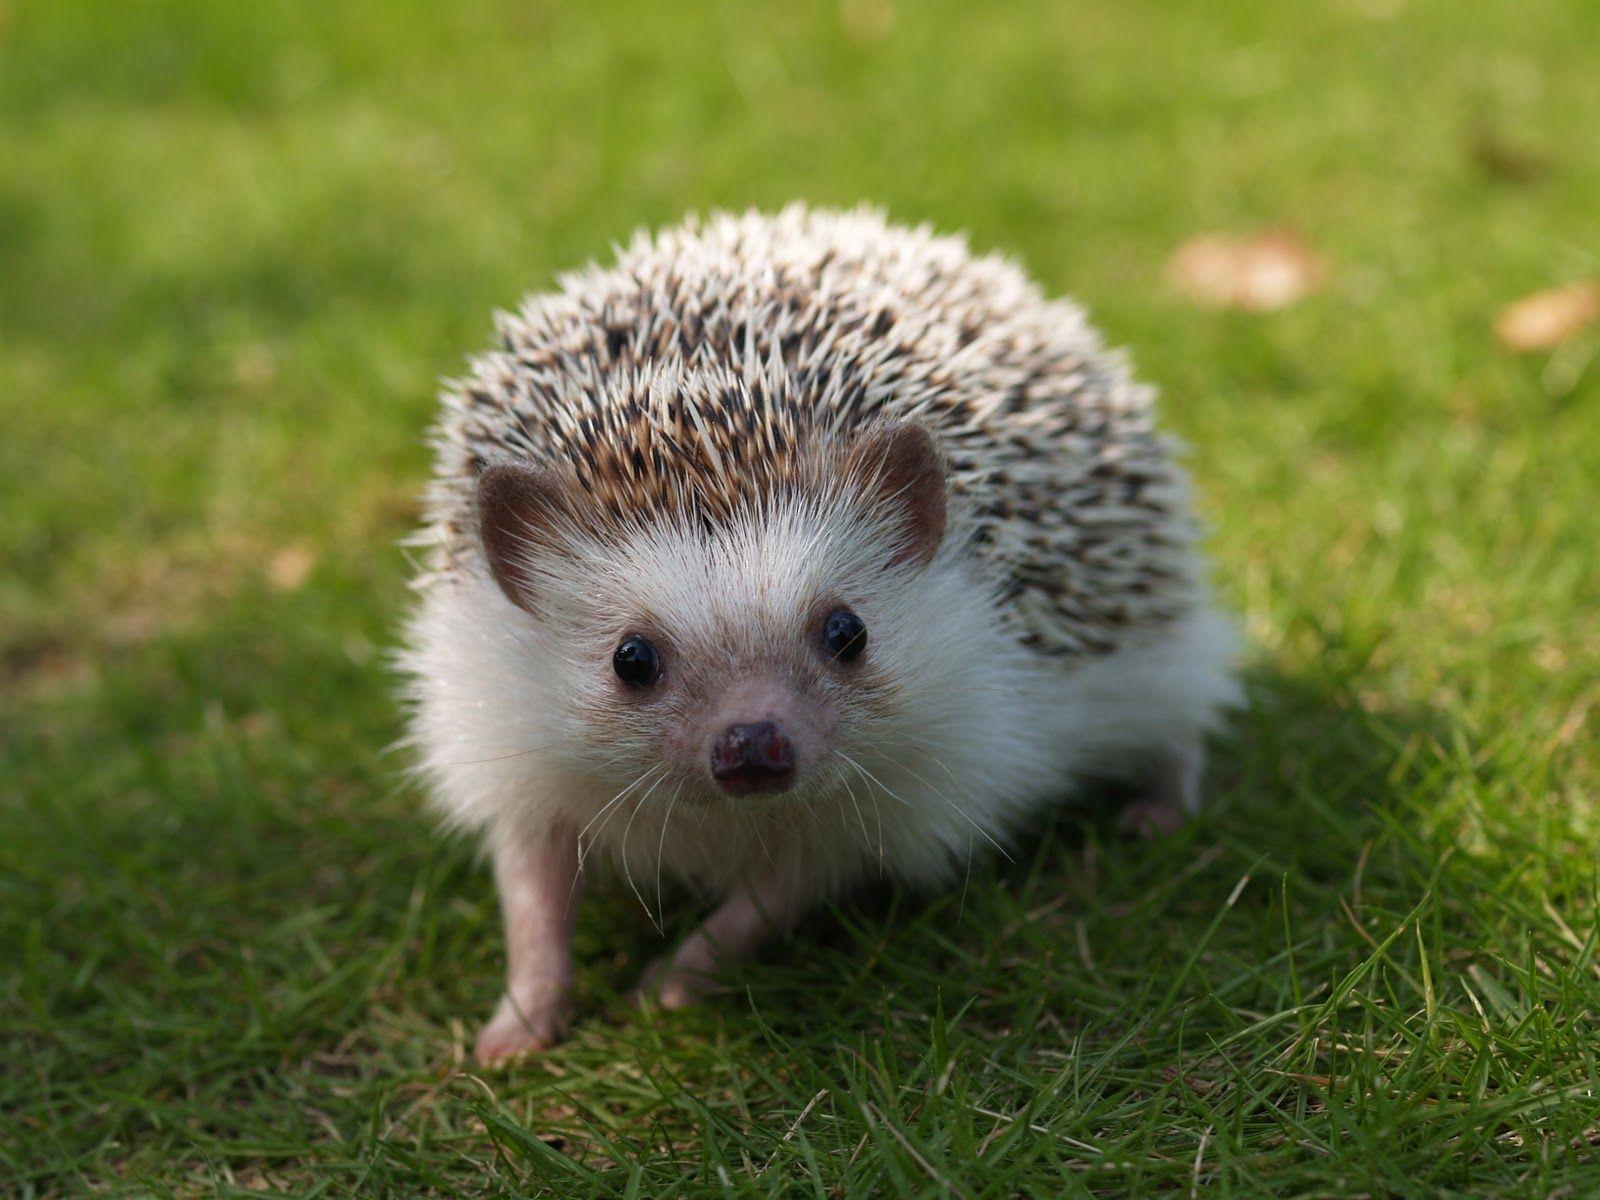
[
  {"xmin": 476, "ymin": 461, "xmax": 568, "ymax": 612},
  {"xmin": 847, "ymin": 422, "xmax": 947, "ymax": 571}
]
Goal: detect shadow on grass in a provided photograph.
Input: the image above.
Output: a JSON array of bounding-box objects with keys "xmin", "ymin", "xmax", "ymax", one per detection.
[{"xmin": 570, "ymin": 664, "xmax": 1430, "ymax": 1029}]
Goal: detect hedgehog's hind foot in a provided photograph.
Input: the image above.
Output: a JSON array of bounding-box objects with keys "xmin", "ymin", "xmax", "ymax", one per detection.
[{"xmin": 1117, "ymin": 734, "xmax": 1205, "ymax": 839}]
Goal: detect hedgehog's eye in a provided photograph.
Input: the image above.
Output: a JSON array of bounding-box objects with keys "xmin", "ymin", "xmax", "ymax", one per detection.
[
  {"xmin": 821, "ymin": 608, "xmax": 868, "ymax": 664},
  {"xmin": 613, "ymin": 635, "xmax": 662, "ymax": 687}
]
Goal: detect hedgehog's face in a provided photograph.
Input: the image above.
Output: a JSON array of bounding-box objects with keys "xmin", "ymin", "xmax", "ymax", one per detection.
[
  {"xmin": 595, "ymin": 601, "xmax": 867, "ymax": 798},
  {"xmin": 476, "ymin": 423, "xmax": 966, "ymax": 806}
]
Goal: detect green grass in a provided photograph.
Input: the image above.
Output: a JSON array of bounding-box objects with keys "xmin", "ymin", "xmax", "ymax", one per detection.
[{"xmin": 4, "ymin": 0, "xmax": 1599, "ymax": 1194}]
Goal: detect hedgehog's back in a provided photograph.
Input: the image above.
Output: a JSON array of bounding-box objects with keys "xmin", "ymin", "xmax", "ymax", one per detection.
[{"xmin": 427, "ymin": 207, "xmax": 1199, "ymax": 657}]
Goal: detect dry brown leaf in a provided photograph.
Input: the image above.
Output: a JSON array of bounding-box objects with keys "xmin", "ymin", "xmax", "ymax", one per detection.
[
  {"xmin": 268, "ymin": 543, "xmax": 316, "ymax": 591},
  {"xmin": 231, "ymin": 342, "xmax": 278, "ymax": 388},
  {"xmin": 839, "ymin": 0, "xmax": 893, "ymax": 42},
  {"xmin": 1493, "ymin": 282, "xmax": 1600, "ymax": 352},
  {"xmin": 1166, "ymin": 230, "xmax": 1324, "ymax": 312}
]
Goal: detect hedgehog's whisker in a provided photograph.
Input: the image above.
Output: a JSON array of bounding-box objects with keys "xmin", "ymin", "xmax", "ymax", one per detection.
[
  {"xmin": 868, "ymin": 750, "xmax": 1013, "ymax": 863},
  {"xmin": 838, "ymin": 770, "xmax": 875, "ymax": 866},
  {"xmin": 576, "ymin": 766, "xmax": 661, "ymax": 872},
  {"xmin": 899, "ymin": 735, "xmax": 1004, "ymax": 791},
  {"xmin": 836, "ymin": 752, "xmax": 910, "ymax": 809},
  {"xmin": 832, "ymin": 774, "xmax": 883, "ymax": 870},
  {"xmin": 439, "ymin": 742, "xmax": 563, "ymax": 767},
  {"xmin": 887, "ymin": 748, "xmax": 1011, "ymax": 859},
  {"xmin": 899, "ymin": 732, "xmax": 1020, "ymax": 827},
  {"xmin": 654, "ymin": 780, "xmax": 684, "ymax": 923},
  {"xmin": 745, "ymin": 804, "xmax": 776, "ymax": 868},
  {"xmin": 838, "ymin": 752, "xmax": 890, "ymax": 867},
  {"xmin": 900, "ymin": 734, "xmax": 972, "ymax": 784},
  {"xmin": 618, "ymin": 769, "xmax": 671, "ymax": 933}
]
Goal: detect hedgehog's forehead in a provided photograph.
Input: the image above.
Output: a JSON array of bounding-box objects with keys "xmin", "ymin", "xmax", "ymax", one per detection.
[{"xmin": 572, "ymin": 498, "xmax": 880, "ymax": 640}]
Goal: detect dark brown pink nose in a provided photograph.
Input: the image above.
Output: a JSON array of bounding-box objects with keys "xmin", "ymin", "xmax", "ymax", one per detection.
[{"xmin": 710, "ymin": 720, "xmax": 796, "ymax": 794}]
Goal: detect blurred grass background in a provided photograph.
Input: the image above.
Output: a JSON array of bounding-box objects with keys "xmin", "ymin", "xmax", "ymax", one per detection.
[{"xmin": 3, "ymin": 0, "xmax": 1599, "ymax": 1195}]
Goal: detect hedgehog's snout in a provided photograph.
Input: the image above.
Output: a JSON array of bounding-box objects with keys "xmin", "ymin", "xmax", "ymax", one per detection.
[{"xmin": 710, "ymin": 720, "xmax": 797, "ymax": 796}]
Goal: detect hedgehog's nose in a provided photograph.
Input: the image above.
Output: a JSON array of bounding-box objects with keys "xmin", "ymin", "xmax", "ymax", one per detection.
[{"xmin": 711, "ymin": 720, "xmax": 796, "ymax": 795}]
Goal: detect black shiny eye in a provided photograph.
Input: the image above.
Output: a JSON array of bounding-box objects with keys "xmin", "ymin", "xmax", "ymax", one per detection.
[
  {"xmin": 612, "ymin": 635, "xmax": 661, "ymax": 687},
  {"xmin": 821, "ymin": 608, "xmax": 868, "ymax": 663}
]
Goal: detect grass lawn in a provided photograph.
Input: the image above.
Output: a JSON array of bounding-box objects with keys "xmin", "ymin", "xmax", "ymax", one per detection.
[{"xmin": 5, "ymin": 0, "xmax": 1600, "ymax": 1194}]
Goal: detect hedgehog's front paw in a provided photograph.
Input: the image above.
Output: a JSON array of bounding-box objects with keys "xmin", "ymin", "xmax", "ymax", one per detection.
[{"xmin": 474, "ymin": 985, "xmax": 572, "ymax": 1064}]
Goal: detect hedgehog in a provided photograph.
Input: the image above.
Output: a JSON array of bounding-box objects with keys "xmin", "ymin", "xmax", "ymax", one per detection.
[{"xmin": 399, "ymin": 205, "xmax": 1239, "ymax": 1062}]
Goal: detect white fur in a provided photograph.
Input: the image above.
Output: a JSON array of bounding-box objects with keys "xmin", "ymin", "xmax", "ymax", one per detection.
[{"xmin": 398, "ymin": 494, "xmax": 1239, "ymax": 908}]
